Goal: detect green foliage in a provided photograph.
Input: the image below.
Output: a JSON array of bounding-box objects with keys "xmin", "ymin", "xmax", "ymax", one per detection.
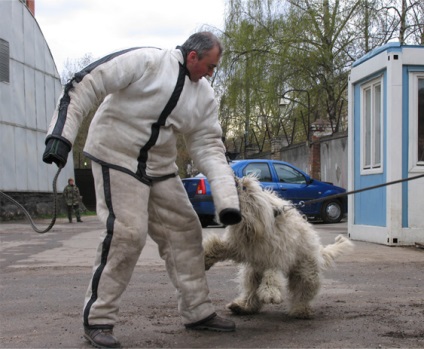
[{"xmin": 216, "ymin": 0, "xmax": 423, "ymax": 157}]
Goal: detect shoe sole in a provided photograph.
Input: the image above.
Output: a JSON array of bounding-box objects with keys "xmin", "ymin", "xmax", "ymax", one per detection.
[
  {"xmin": 83, "ymin": 334, "xmax": 121, "ymax": 349},
  {"xmin": 186, "ymin": 326, "xmax": 235, "ymax": 332}
]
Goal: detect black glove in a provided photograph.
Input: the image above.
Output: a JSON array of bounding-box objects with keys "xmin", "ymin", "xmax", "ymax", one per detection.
[
  {"xmin": 219, "ymin": 208, "xmax": 242, "ymax": 226},
  {"xmin": 42, "ymin": 137, "xmax": 71, "ymax": 168}
]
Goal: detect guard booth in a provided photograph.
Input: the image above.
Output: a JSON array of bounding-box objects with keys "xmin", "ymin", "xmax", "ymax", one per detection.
[{"xmin": 348, "ymin": 42, "xmax": 424, "ymax": 246}]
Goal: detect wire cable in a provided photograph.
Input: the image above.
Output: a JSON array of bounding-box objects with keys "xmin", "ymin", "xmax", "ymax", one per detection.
[{"xmin": 0, "ymin": 165, "xmax": 63, "ymax": 233}]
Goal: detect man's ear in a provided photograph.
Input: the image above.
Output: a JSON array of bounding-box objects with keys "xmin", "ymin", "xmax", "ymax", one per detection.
[{"xmin": 187, "ymin": 50, "xmax": 197, "ymax": 63}]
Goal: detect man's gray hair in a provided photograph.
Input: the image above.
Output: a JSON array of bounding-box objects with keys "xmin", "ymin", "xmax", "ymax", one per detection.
[{"xmin": 181, "ymin": 32, "xmax": 223, "ymax": 59}]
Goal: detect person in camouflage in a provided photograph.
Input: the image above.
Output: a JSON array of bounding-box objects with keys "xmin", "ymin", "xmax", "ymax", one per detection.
[{"xmin": 63, "ymin": 178, "xmax": 82, "ymax": 223}]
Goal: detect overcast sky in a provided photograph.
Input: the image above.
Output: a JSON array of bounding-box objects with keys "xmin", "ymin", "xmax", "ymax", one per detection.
[{"xmin": 35, "ymin": 0, "xmax": 227, "ymax": 74}]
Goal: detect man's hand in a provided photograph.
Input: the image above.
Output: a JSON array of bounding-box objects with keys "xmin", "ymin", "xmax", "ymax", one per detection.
[
  {"xmin": 219, "ymin": 208, "xmax": 242, "ymax": 226},
  {"xmin": 42, "ymin": 138, "xmax": 71, "ymax": 168}
]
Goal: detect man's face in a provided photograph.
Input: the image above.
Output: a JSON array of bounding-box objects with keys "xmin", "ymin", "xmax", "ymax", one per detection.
[{"xmin": 186, "ymin": 45, "xmax": 221, "ymax": 82}]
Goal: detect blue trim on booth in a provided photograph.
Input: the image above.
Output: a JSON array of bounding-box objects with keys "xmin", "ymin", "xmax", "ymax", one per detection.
[
  {"xmin": 352, "ymin": 43, "xmax": 424, "ymax": 68},
  {"xmin": 351, "ymin": 44, "xmax": 424, "ymax": 233},
  {"xmin": 402, "ymin": 67, "xmax": 409, "ymax": 228},
  {"xmin": 352, "ymin": 42, "xmax": 401, "ymax": 68},
  {"xmin": 353, "ymin": 71, "xmax": 388, "ymax": 227}
]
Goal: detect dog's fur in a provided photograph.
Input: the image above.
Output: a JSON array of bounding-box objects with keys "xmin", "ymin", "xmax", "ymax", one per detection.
[{"xmin": 203, "ymin": 175, "xmax": 353, "ymax": 319}]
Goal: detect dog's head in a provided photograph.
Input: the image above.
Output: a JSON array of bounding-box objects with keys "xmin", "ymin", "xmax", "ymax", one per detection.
[{"xmin": 233, "ymin": 175, "xmax": 286, "ymax": 236}]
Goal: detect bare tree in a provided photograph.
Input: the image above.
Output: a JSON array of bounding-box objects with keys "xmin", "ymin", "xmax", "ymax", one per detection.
[
  {"xmin": 60, "ymin": 53, "xmax": 94, "ymax": 85},
  {"xmin": 59, "ymin": 54, "xmax": 96, "ymax": 168}
]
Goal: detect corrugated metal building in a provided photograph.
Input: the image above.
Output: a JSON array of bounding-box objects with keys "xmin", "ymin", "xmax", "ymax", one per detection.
[{"xmin": 0, "ymin": 0, "xmax": 74, "ymax": 219}]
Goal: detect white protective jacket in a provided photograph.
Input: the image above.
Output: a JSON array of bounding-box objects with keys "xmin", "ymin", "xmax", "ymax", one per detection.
[{"xmin": 46, "ymin": 47, "xmax": 239, "ymax": 215}]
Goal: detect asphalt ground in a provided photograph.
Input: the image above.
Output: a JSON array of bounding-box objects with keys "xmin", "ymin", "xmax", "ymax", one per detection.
[{"xmin": 1, "ymin": 216, "xmax": 424, "ymax": 348}]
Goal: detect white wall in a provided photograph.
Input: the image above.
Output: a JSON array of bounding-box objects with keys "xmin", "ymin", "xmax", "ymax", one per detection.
[{"xmin": 0, "ymin": 0, "xmax": 74, "ymax": 193}]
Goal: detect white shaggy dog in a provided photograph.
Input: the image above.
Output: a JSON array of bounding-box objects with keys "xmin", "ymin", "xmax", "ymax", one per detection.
[{"xmin": 203, "ymin": 175, "xmax": 353, "ymax": 319}]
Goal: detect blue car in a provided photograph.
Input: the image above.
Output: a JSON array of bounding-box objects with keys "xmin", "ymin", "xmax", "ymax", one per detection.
[{"xmin": 182, "ymin": 159, "xmax": 347, "ymax": 227}]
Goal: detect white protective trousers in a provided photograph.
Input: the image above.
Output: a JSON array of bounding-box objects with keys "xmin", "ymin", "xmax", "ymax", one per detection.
[{"xmin": 83, "ymin": 163, "xmax": 215, "ymax": 328}]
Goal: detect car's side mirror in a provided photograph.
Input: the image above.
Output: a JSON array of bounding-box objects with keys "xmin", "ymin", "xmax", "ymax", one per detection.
[{"xmin": 305, "ymin": 175, "xmax": 312, "ymax": 185}]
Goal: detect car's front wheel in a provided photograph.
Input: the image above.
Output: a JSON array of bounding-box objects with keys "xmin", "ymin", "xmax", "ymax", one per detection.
[{"xmin": 321, "ymin": 200, "xmax": 343, "ymax": 223}]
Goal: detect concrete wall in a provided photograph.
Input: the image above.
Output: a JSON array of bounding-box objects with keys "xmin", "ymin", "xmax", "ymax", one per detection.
[
  {"xmin": 0, "ymin": 192, "xmax": 65, "ymax": 221},
  {"xmin": 278, "ymin": 133, "xmax": 348, "ymax": 189},
  {"xmin": 320, "ymin": 133, "xmax": 348, "ymax": 189},
  {"xmin": 279, "ymin": 143, "xmax": 310, "ymax": 175}
]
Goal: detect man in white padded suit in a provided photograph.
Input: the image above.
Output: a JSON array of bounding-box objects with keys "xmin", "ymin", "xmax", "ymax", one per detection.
[{"xmin": 42, "ymin": 31, "xmax": 241, "ymax": 349}]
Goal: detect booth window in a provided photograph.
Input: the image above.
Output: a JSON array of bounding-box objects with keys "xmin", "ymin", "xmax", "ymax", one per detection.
[
  {"xmin": 0, "ymin": 38, "xmax": 10, "ymax": 83},
  {"xmin": 361, "ymin": 77, "xmax": 382, "ymax": 172},
  {"xmin": 409, "ymin": 73, "xmax": 424, "ymax": 169}
]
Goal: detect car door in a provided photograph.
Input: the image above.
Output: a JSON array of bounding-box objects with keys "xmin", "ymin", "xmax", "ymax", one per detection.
[
  {"xmin": 239, "ymin": 162, "xmax": 279, "ymax": 192},
  {"xmin": 271, "ymin": 162, "xmax": 320, "ymax": 214}
]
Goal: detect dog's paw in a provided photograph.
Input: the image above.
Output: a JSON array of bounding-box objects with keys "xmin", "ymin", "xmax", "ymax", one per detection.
[
  {"xmin": 257, "ymin": 270, "xmax": 285, "ymax": 304},
  {"xmin": 227, "ymin": 301, "xmax": 257, "ymax": 315},
  {"xmin": 257, "ymin": 286, "xmax": 283, "ymax": 304},
  {"xmin": 288, "ymin": 305, "xmax": 315, "ymax": 319}
]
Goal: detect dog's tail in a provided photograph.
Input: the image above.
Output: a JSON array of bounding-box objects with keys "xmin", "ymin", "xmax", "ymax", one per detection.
[{"xmin": 320, "ymin": 235, "xmax": 354, "ymax": 270}]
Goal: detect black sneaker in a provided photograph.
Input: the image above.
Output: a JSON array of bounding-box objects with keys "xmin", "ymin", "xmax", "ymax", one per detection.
[
  {"xmin": 185, "ymin": 313, "xmax": 235, "ymax": 332},
  {"xmin": 84, "ymin": 327, "xmax": 121, "ymax": 348}
]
